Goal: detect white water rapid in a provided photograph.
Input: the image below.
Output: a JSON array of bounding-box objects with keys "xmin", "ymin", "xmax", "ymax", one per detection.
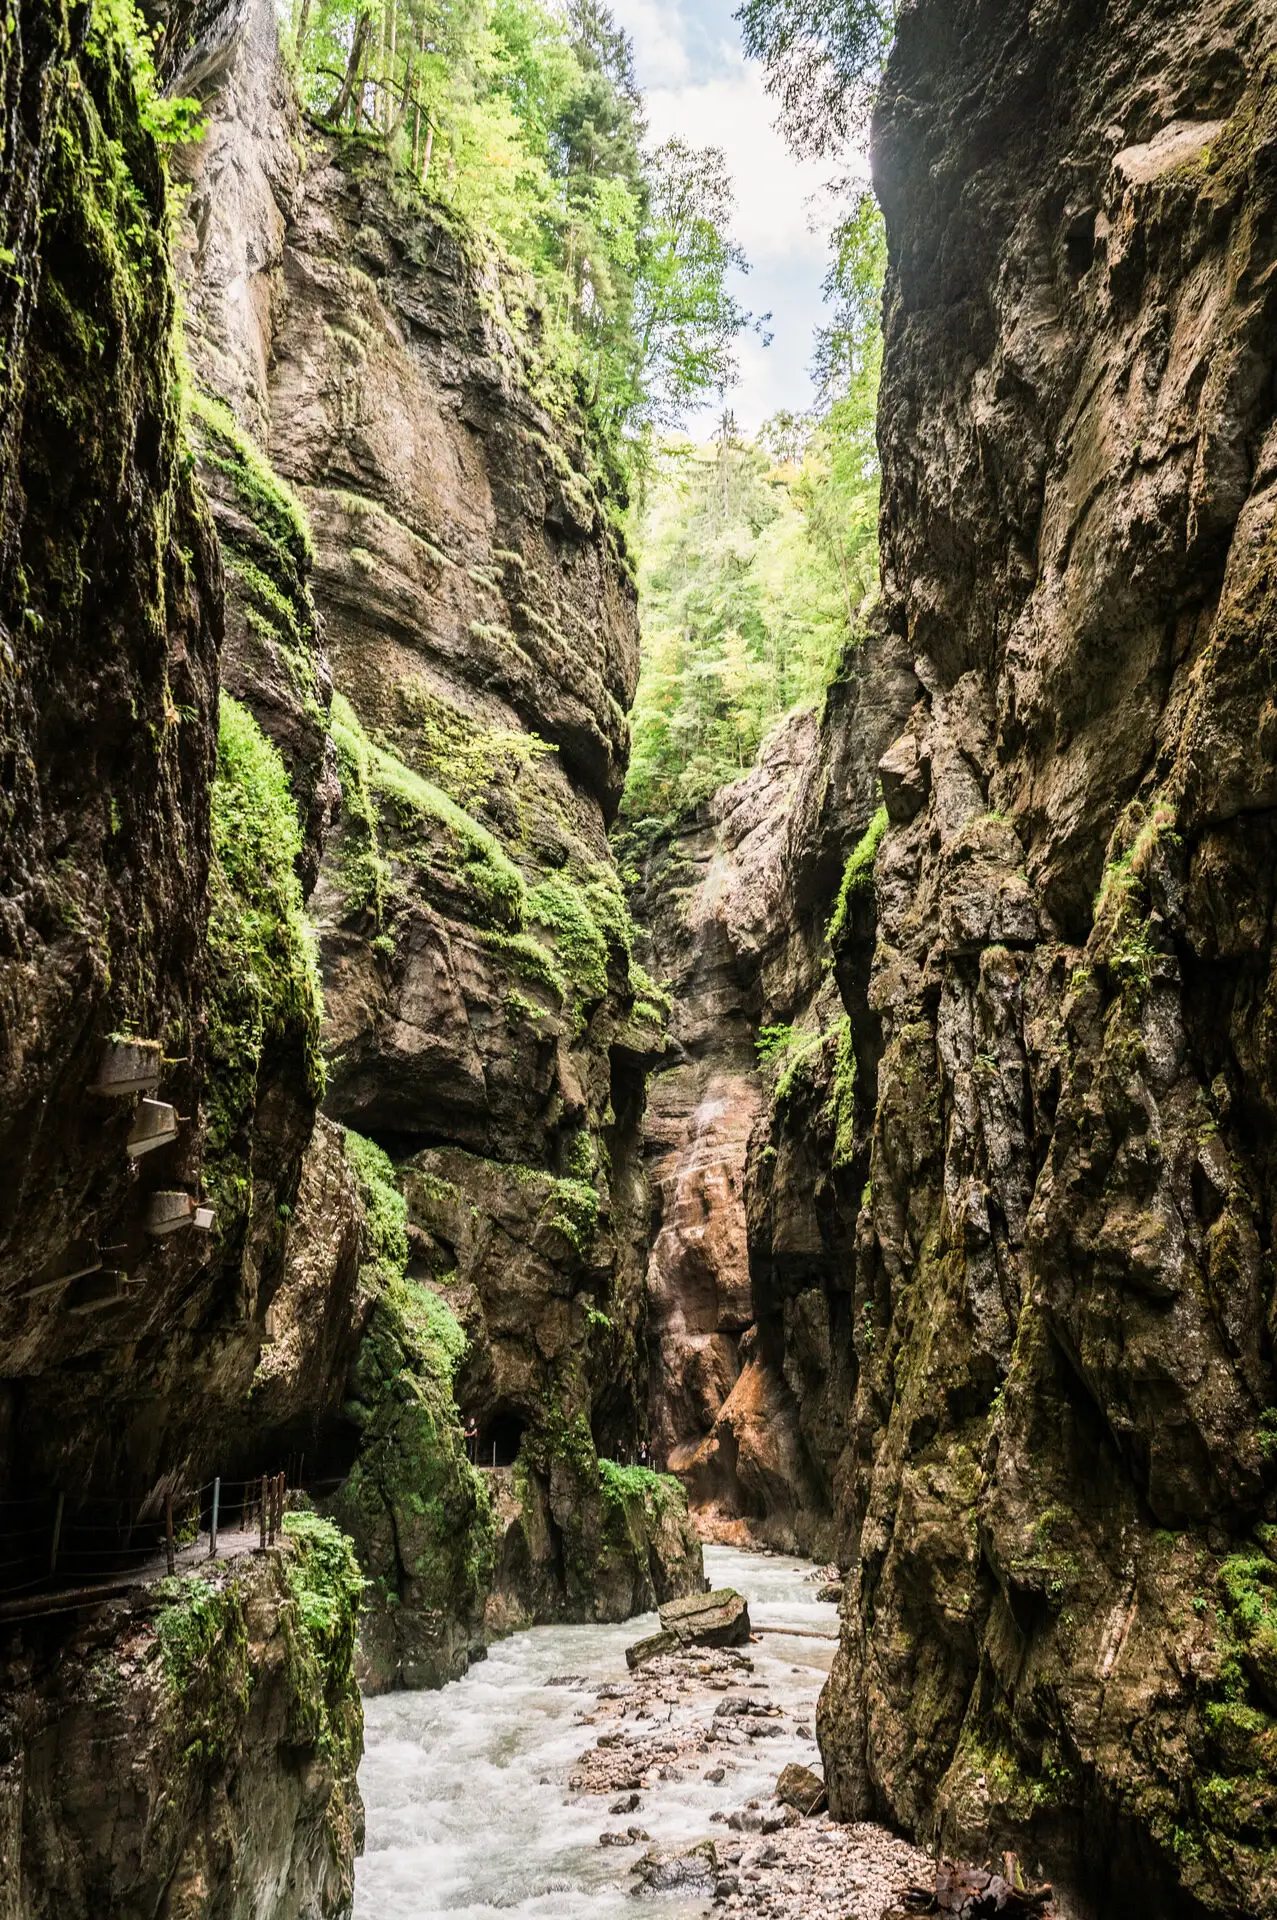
[{"xmin": 353, "ymin": 1546, "xmax": 837, "ymax": 1919}]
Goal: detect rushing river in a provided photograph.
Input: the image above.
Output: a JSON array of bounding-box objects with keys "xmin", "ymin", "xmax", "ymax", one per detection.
[{"xmin": 353, "ymin": 1546, "xmax": 837, "ymax": 1920}]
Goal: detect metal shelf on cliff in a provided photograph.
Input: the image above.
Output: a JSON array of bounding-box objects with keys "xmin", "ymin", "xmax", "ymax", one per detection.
[
  {"xmin": 89, "ymin": 1039, "xmax": 162, "ymax": 1098},
  {"xmin": 65, "ymin": 1272, "xmax": 141, "ymax": 1315},
  {"xmin": 145, "ymin": 1191, "xmax": 198, "ymax": 1237},
  {"xmin": 18, "ymin": 1253, "xmax": 104, "ymax": 1301},
  {"xmin": 126, "ymin": 1100, "xmax": 180, "ymax": 1159}
]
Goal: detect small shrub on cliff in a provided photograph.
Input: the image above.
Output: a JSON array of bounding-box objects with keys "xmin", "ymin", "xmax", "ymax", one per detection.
[
  {"xmin": 343, "ymin": 1129, "xmax": 408, "ymax": 1284},
  {"xmin": 281, "ymin": 1512, "xmax": 366, "ymax": 1671},
  {"xmin": 756, "ymin": 1023, "xmax": 796, "ymax": 1067},
  {"xmin": 153, "ymin": 1572, "xmax": 251, "ymax": 1768},
  {"xmin": 598, "ymin": 1459, "xmax": 686, "ymax": 1515},
  {"xmin": 827, "ymin": 803, "xmax": 888, "ymax": 946}
]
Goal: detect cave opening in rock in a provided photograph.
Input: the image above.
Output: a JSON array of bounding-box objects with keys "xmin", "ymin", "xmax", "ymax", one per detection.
[{"xmin": 479, "ymin": 1409, "xmax": 527, "ymax": 1468}]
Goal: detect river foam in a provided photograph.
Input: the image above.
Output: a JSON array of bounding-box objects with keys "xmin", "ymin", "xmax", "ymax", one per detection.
[{"xmin": 353, "ymin": 1546, "xmax": 837, "ymax": 1919}]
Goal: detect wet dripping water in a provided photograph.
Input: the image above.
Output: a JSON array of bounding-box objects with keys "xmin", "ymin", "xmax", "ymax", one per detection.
[{"xmin": 353, "ymin": 1546, "xmax": 837, "ymax": 1919}]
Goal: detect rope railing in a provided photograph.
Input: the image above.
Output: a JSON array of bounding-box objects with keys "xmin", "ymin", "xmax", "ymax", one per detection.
[{"xmin": 0, "ymin": 1465, "xmax": 350, "ymax": 1617}]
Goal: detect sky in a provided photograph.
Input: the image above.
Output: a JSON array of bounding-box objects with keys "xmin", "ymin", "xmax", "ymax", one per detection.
[{"xmin": 614, "ymin": 0, "xmax": 869, "ymax": 435}]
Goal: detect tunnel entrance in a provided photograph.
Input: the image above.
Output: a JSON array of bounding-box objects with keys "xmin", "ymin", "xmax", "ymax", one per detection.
[{"xmin": 477, "ymin": 1409, "xmax": 527, "ymax": 1468}]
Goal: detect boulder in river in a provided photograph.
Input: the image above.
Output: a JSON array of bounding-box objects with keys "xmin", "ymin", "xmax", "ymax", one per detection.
[
  {"xmin": 658, "ymin": 1587, "xmax": 751, "ymax": 1648},
  {"xmin": 630, "ymin": 1839, "xmax": 718, "ymax": 1892},
  {"xmin": 625, "ymin": 1629, "xmax": 679, "ymax": 1669},
  {"xmin": 776, "ymin": 1761, "xmax": 827, "ymax": 1815}
]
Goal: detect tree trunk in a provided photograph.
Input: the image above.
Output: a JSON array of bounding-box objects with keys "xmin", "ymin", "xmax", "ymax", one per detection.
[
  {"xmin": 329, "ymin": 7, "xmax": 372, "ymax": 127},
  {"xmin": 835, "ymin": 532, "xmax": 856, "ymax": 633},
  {"xmin": 386, "ymin": 0, "xmax": 399, "ymax": 135}
]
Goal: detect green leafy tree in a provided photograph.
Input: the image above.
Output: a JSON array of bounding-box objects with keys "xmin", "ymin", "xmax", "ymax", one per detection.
[
  {"xmin": 735, "ymin": 0, "xmax": 895, "ymax": 156},
  {"xmin": 621, "ymin": 433, "xmax": 850, "ymax": 828},
  {"xmin": 620, "ymin": 191, "xmax": 887, "ymax": 834},
  {"xmin": 631, "ymin": 139, "xmax": 758, "ymax": 429},
  {"xmin": 799, "ymin": 189, "xmax": 884, "ymax": 623}
]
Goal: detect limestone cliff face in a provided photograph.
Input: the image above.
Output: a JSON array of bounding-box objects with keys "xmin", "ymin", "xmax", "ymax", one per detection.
[
  {"xmin": 632, "ymin": 633, "xmax": 915, "ymax": 1558},
  {"xmin": 170, "ymin": 0, "xmax": 700, "ymax": 1680},
  {"xmin": 0, "ymin": 7, "xmax": 362, "ymax": 1910},
  {"xmin": 0, "ymin": 0, "xmax": 221, "ymax": 1497},
  {"xmin": 271, "ymin": 134, "xmax": 699, "ymax": 1651},
  {"xmin": 809, "ymin": 5, "xmax": 1277, "ymax": 1917}
]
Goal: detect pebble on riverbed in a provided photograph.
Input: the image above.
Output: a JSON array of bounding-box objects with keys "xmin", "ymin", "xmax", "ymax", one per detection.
[
  {"xmin": 558, "ymin": 1617, "xmax": 931, "ymax": 1917},
  {"xmin": 710, "ymin": 1820, "xmax": 931, "ymax": 1918}
]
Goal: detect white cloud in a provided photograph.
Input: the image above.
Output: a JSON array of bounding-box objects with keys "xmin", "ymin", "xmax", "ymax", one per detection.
[
  {"xmin": 645, "ymin": 65, "xmax": 834, "ymax": 266},
  {"xmin": 620, "ymin": 0, "xmax": 693, "ymax": 88}
]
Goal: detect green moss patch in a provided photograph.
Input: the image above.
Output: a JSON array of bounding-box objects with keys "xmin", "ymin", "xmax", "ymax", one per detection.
[
  {"xmin": 204, "ymin": 696, "xmax": 323, "ymax": 1216},
  {"xmin": 187, "ymin": 388, "xmax": 314, "ymax": 567},
  {"xmin": 342, "ymin": 1127, "xmax": 407, "ymax": 1277},
  {"xmin": 330, "ymin": 693, "xmax": 524, "ymax": 930},
  {"xmin": 828, "ymin": 804, "xmax": 888, "ymax": 947},
  {"xmin": 331, "ymin": 1132, "xmax": 496, "ymax": 1684}
]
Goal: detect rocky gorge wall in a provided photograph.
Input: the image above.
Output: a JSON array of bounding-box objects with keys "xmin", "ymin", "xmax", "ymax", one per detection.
[
  {"xmin": 0, "ymin": 0, "xmax": 698, "ymax": 1905},
  {"xmin": 176, "ymin": 2, "xmax": 701, "ymax": 1674},
  {"xmin": 631, "ymin": 634, "xmax": 914, "ymax": 1560},
  {"xmin": 798, "ymin": 3, "xmax": 1277, "ymax": 1916},
  {"xmin": 629, "ymin": 2, "xmax": 1277, "ymax": 1914},
  {"xmin": 0, "ymin": 2, "xmax": 366, "ymax": 1908}
]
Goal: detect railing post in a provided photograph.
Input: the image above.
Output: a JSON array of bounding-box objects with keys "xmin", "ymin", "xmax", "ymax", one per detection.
[
  {"xmin": 49, "ymin": 1492, "xmax": 64, "ymax": 1576},
  {"xmin": 258, "ymin": 1476, "xmax": 267, "ymax": 1553},
  {"xmin": 209, "ymin": 1476, "xmax": 220, "ymax": 1560},
  {"xmin": 164, "ymin": 1491, "xmax": 175, "ymax": 1576}
]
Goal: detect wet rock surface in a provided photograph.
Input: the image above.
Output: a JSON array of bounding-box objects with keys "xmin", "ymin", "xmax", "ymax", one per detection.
[
  {"xmin": 660, "ymin": 1586, "xmax": 752, "ymax": 1648},
  {"xmin": 630, "ymin": 633, "xmax": 917, "ymax": 1561}
]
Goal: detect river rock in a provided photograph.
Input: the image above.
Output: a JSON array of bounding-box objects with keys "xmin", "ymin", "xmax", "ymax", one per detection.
[
  {"xmin": 630, "ymin": 1839, "xmax": 719, "ymax": 1893},
  {"xmin": 626, "ymin": 1630, "xmax": 680, "ymax": 1670},
  {"xmin": 776, "ymin": 1762, "xmax": 827, "ymax": 1815},
  {"xmin": 658, "ymin": 1587, "xmax": 751, "ymax": 1648}
]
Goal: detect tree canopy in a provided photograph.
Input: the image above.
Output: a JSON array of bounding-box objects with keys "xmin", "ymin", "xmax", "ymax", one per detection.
[
  {"xmin": 619, "ymin": 192, "xmax": 885, "ymax": 839},
  {"xmin": 735, "ymin": 0, "xmax": 895, "ymax": 156},
  {"xmin": 287, "ymin": 0, "xmax": 757, "ymax": 488}
]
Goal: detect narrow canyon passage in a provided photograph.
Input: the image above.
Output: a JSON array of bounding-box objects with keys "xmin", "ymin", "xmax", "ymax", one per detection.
[{"xmin": 2, "ymin": 0, "xmax": 1275, "ymax": 1917}]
